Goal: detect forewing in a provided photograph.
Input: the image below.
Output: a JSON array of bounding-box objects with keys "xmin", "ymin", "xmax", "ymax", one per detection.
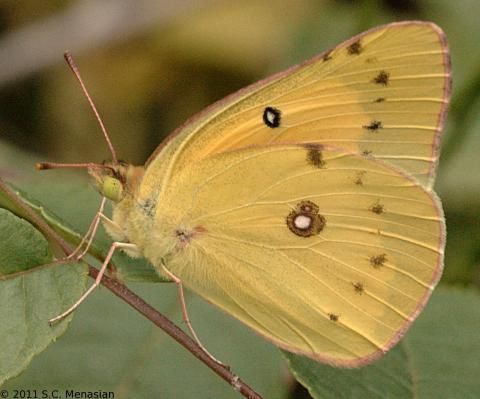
[{"xmin": 149, "ymin": 21, "xmax": 451, "ymax": 191}]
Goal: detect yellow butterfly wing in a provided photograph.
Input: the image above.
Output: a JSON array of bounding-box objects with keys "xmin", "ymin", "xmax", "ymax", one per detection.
[
  {"xmin": 146, "ymin": 21, "xmax": 450, "ymax": 191},
  {"xmin": 116, "ymin": 21, "xmax": 448, "ymax": 366},
  {"xmin": 142, "ymin": 145, "xmax": 444, "ymax": 366}
]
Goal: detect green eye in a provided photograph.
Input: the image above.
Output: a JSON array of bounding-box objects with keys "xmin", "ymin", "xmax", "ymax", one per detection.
[{"xmin": 102, "ymin": 176, "xmax": 123, "ymax": 202}]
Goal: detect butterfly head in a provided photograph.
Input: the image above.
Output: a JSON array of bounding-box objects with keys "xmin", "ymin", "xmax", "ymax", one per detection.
[
  {"xmin": 88, "ymin": 161, "xmax": 145, "ymax": 203},
  {"xmin": 36, "ymin": 160, "xmax": 144, "ymax": 203}
]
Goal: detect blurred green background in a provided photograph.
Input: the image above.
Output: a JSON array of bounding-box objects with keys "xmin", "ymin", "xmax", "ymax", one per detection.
[{"xmin": 0, "ymin": 0, "xmax": 479, "ymax": 398}]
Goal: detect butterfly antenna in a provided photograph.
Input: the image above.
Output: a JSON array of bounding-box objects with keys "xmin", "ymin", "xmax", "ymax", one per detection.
[
  {"xmin": 35, "ymin": 162, "xmax": 104, "ymax": 170},
  {"xmin": 63, "ymin": 51, "xmax": 118, "ymax": 163}
]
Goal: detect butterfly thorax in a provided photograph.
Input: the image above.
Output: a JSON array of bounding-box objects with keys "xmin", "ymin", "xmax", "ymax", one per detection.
[{"xmin": 90, "ymin": 160, "xmax": 197, "ymax": 271}]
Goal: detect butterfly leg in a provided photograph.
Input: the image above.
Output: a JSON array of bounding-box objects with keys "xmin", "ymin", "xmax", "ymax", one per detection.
[
  {"xmin": 49, "ymin": 241, "xmax": 138, "ymax": 324},
  {"xmin": 161, "ymin": 263, "xmax": 224, "ymax": 365},
  {"xmin": 67, "ymin": 197, "xmax": 107, "ymax": 260}
]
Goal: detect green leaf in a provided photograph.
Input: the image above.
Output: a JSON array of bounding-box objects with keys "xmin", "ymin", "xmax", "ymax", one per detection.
[
  {"xmin": 2, "ymin": 284, "xmax": 289, "ymax": 398},
  {"xmin": 0, "ymin": 178, "xmax": 165, "ymax": 283},
  {"xmin": 0, "ymin": 209, "xmax": 52, "ymax": 274},
  {"xmin": 0, "ymin": 209, "xmax": 88, "ymax": 385},
  {"xmin": 284, "ymin": 288, "xmax": 480, "ymax": 398}
]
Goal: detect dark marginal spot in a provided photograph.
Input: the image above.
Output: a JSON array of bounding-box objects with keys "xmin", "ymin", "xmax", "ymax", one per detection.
[
  {"xmin": 362, "ymin": 149, "xmax": 373, "ymax": 157},
  {"xmin": 370, "ymin": 201, "xmax": 385, "ymax": 215},
  {"xmin": 374, "ymin": 97, "xmax": 386, "ymax": 103},
  {"xmin": 363, "ymin": 120, "xmax": 383, "ymax": 131},
  {"xmin": 370, "ymin": 253, "xmax": 387, "ymax": 268},
  {"xmin": 353, "ymin": 282, "xmax": 364, "ymax": 294},
  {"xmin": 373, "ymin": 70, "xmax": 390, "ymax": 86},
  {"xmin": 328, "ymin": 313, "xmax": 339, "ymax": 322},
  {"xmin": 347, "ymin": 40, "xmax": 362, "ymax": 55},
  {"xmin": 286, "ymin": 200, "xmax": 326, "ymax": 237},
  {"xmin": 263, "ymin": 106, "xmax": 281, "ymax": 128},
  {"xmin": 355, "ymin": 171, "xmax": 366, "ymax": 186},
  {"xmin": 323, "ymin": 49, "xmax": 332, "ymax": 61},
  {"xmin": 305, "ymin": 143, "xmax": 325, "ymax": 168}
]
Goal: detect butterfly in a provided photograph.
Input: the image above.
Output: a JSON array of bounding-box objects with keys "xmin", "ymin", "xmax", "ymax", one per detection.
[{"xmin": 39, "ymin": 21, "xmax": 451, "ymax": 367}]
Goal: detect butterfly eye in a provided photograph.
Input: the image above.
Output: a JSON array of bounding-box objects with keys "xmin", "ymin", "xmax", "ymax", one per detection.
[{"xmin": 102, "ymin": 175, "xmax": 124, "ymax": 202}]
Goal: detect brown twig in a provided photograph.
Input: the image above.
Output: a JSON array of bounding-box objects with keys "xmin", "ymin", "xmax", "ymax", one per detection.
[
  {"xmin": 90, "ymin": 266, "xmax": 262, "ymax": 399},
  {"xmin": 0, "ymin": 179, "xmax": 263, "ymax": 399}
]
